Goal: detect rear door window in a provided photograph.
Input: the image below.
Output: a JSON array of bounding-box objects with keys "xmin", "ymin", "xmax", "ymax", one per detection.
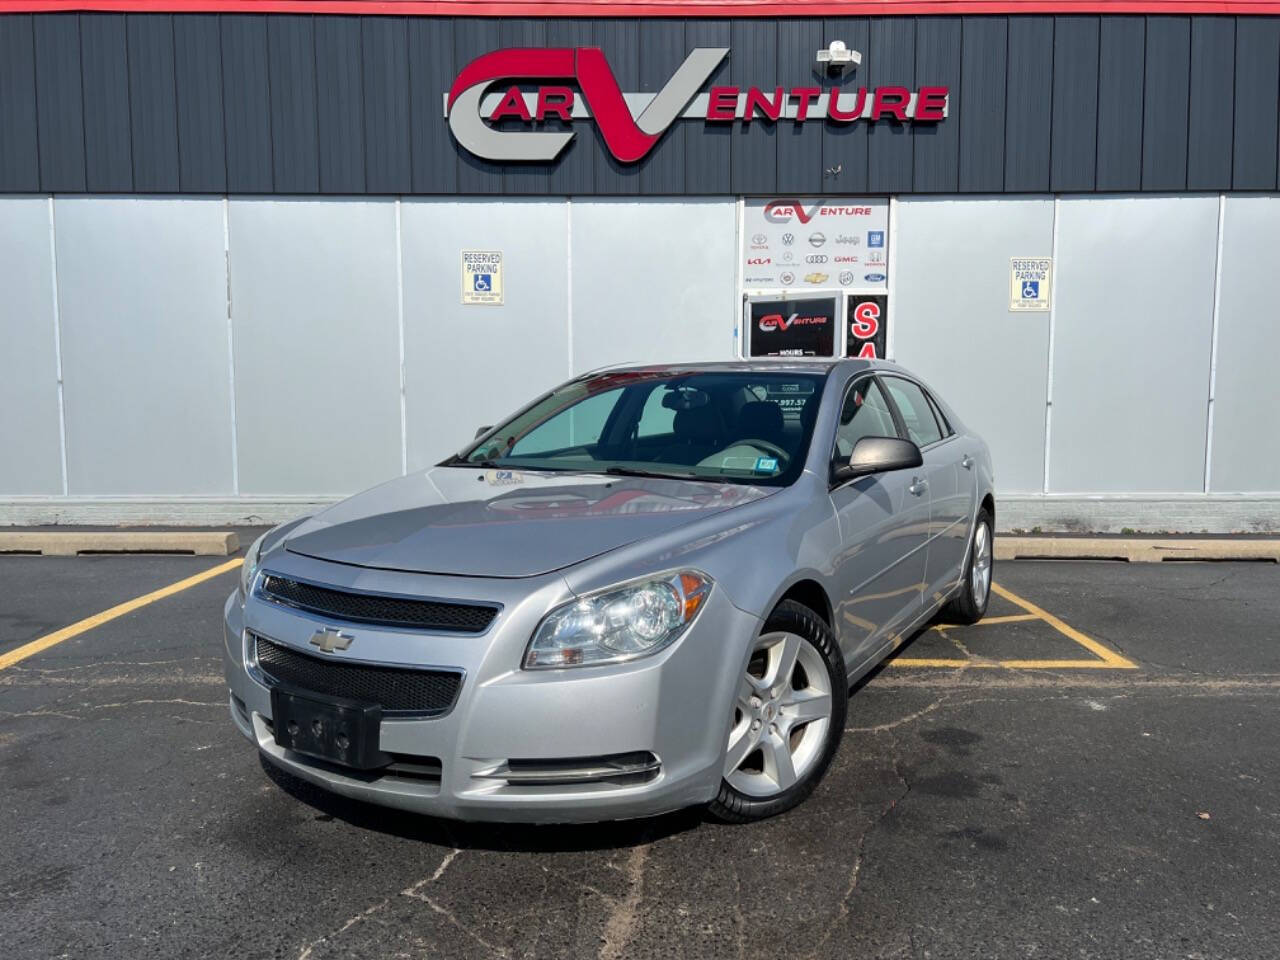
[{"xmin": 883, "ymin": 377, "xmax": 944, "ymax": 448}]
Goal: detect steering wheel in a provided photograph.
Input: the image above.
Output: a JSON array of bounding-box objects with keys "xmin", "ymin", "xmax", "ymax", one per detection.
[{"xmin": 736, "ymin": 439, "xmax": 789, "ymax": 461}]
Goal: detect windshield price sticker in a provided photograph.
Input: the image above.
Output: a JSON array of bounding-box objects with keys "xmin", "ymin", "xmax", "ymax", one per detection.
[
  {"xmin": 462, "ymin": 250, "xmax": 504, "ymax": 305},
  {"xmin": 1010, "ymin": 257, "xmax": 1052, "ymax": 312}
]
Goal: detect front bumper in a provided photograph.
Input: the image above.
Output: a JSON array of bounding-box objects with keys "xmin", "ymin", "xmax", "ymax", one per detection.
[{"xmin": 222, "ymin": 556, "xmax": 761, "ymax": 823}]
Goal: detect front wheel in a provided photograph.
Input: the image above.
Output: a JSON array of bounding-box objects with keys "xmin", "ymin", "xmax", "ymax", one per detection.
[
  {"xmin": 944, "ymin": 507, "xmax": 993, "ymax": 625},
  {"xmin": 708, "ymin": 600, "xmax": 847, "ymax": 823}
]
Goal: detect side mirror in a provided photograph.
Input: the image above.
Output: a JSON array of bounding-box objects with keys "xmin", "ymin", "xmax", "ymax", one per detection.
[
  {"xmin": 474, "ymin": 425, "xmax": 494, "ymax": 439},
  {"xmin": 832, "ymin": 436, "xmax": 923, "ymax": 484}
]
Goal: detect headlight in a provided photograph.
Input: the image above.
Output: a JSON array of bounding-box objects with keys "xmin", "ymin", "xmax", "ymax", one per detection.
[
  {"xmin": 238, "ymin": 531, "xmax": 270, "ymax": 599},
  {"xmin": 524, "ymin": 570, "xmax": 712, "ymax": 669}
]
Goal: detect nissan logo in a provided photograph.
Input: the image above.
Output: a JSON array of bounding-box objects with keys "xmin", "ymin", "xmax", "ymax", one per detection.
[{"xmin": 808, "ymin": 232, "xmax": 826, "ymax": 247}]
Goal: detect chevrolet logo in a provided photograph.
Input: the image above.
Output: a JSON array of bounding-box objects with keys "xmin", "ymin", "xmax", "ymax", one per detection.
[{"xmin": 309, "ymin": 628, "xmax": 354, "ymax": 654}]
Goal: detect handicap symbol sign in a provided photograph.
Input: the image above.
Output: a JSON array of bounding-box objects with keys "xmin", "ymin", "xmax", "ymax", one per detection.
[
  {"xmin": 474, "ymin": 274, "xmax": 491, "ymax": 292},
  {"xmin": 1021, "ymin": 280, "xmax": 1039, "ymax": 299}
]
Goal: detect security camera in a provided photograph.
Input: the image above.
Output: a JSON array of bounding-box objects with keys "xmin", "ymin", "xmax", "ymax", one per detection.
[{"xmin": 815, "ymin": 41, "xmax": 862, "ymax": 77}]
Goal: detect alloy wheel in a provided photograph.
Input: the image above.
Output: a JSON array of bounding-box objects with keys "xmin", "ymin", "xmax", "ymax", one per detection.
[
  {"xmin": 724, "ymin": 631, "xmax": 833, "ymax": 798},
  {"xmin": 972, "ymin": 520, "xmax": 993, "ymax": 603}
]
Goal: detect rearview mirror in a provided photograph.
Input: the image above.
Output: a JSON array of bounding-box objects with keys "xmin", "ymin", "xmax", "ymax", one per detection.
[
  {"xmin": 831, "ymin": 436, "xmax": 923, "ymax": 484},
  {"xmin": 474, "ymin": 425, "xmax": 494, "ymax": 439}
]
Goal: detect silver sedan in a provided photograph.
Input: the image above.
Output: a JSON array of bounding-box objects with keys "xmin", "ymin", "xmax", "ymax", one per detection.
[{"xmin": 223, "ymin": 360, "xmax": 995, "ymax": 823}]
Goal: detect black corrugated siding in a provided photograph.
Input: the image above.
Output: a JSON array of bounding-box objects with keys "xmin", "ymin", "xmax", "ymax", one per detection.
[{"xmin": 3, "ymin": 12, "xmax": 1278, "ymax": 195}]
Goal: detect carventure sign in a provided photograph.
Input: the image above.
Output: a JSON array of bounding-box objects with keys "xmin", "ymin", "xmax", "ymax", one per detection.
[{"xmin": 445, "ymin": 47, "xmax": 950, "ymax": 163}]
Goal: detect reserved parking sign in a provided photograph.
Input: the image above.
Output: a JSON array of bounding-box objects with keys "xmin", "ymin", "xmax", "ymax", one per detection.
[
  {"xmin": 461, "ymin": 250, "xmax": 504, "ymax": 305},
  {"xmin": 1010, "ymin": 257, "xmax": 1052, "ymax": 312}
]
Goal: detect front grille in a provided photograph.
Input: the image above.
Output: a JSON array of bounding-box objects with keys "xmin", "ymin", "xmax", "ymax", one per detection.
[
  {"xmin": 253, "ymin": 634, "xmax": 463, "ymax": 716},
  {"xmin": 259, "ymin": 575, "xmax": 498, "ymax": 633}
]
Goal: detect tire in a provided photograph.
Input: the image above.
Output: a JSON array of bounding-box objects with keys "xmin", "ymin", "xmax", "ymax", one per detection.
[
  {"xmin": 944, "ymin": 507, "xmax": 994, "ymax": 625},
  {"xmin": 708, "ymin": 599, "xmax": 848, "ymax": 823}
]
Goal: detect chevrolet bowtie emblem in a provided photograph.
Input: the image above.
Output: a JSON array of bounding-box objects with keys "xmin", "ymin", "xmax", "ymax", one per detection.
[{"xmin": 309, "ymin": 628, "xmax": 354, "ymax": 654}]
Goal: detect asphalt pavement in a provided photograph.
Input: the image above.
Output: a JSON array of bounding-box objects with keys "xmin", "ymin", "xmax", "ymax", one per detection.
[{"xmin": 2, "ymin": 554, "xmax": 1278, "ymax": 959}]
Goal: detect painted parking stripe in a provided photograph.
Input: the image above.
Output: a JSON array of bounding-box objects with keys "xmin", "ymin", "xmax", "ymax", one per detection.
[
  {"xmin": 0, "ymin": 557, "xmax": 243, "ymax": 671},
  {"xmin": 891, "ymin": 580, "xmax": 1138, "ymax": 670}
]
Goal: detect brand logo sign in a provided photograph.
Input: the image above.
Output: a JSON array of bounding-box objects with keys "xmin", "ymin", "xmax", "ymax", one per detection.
[
  {"xmin": 309, "ymin": 628, "xmax": 354, "ymax": 654},
  {"xmin": 758, "ymin": 312, "xmax": 830, "ymax": 332},
  {"xmin": 446, "ymin": 47, "xmax": 949, "ymax": 163}
]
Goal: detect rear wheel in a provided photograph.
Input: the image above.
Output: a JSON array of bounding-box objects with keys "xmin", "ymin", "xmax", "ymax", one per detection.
[
  {"xmin": 944, "ymin": 507, "xmax": 993, "ymax": 625},
  {"xmin": 709, "ymin": 600, "xmax": 847, "ymax": 823}
]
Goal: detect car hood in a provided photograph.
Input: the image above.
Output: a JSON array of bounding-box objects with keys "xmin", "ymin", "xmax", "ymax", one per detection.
[{"xmin": 283, "ymin": 467, "xmax": 776, "ymax": 578}]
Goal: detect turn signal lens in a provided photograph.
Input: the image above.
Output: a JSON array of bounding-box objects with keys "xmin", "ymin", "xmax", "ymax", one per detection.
[{"xmin": 524, "ymin": 570, "xmax": 713, "ymax": 670}]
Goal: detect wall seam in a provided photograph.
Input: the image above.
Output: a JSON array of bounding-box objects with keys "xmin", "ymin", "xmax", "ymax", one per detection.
[
  {"xmin": 222, "ymin": 196, "xmax": 240, "ymax": 494},
  {"xmin": 565, "ymin": 195, "xmax": 574, "ymax": 375},
  {"xmin": 1042, "ymin": 194, "xmax": 1061, "ymax": 494},
  {"xmin": 886, "ymin": 194, "xmax": 899, "ymax": 361},
  {"xmin": 47, "ymin": 195, "xmax": 69, "ymax": 496},
  {"xmin": 395, "ymin": 196, "xmax": 408, "ymax": 475},
  {"xmin": 1203, "ymin": 191, "xmax": 1226, "ymax": 493}
]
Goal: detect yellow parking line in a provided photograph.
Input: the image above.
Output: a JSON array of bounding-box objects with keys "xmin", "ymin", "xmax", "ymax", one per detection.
[
  {"xmin": 991, "ymin": 582, "xmax": 1137, "ymax": 668},
  {"xmin": 0, "ymin": 557, "xmax": 243, "ymax": 671}
]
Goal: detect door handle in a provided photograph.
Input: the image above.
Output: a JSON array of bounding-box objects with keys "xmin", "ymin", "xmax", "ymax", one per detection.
[
  {"xmin": 961, "ymin": 454, "xmax": 974, "ymax": 471},
  {"xmin": 909, "ymin": 477, "xmax": 928, "ymax": 497}
]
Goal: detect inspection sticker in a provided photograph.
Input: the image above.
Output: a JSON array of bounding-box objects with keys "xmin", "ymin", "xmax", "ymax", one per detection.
[
  {"xmin": 462, "ymin": 250, "xmax": 504, "ymax": 305},
  {"xmin": 1010, "ymin": 257, "xmax": 1052, "ymax": 312},
  {"xmin": 755, "ymin": 457, "xmax": 780, "ymax": 473}
]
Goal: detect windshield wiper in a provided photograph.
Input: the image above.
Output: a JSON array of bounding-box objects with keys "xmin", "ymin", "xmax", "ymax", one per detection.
[{"xmin": 603, "ymin": 466, "xmax": 701, "ymax": 481}]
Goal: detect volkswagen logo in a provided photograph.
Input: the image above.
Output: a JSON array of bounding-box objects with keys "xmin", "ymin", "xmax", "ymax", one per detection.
[{"xmin": 781, "ymin": 233, "xmax": 795, "ymax": 245}]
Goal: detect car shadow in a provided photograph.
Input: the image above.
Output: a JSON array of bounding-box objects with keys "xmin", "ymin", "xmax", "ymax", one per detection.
[{"xmin": 259, "ymin": 755, "xmax": 705, "ymax": 852}]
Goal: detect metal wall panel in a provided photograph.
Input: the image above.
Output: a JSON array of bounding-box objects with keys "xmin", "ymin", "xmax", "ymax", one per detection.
[
  {"xmin": 775, "ymin": 19, "xmax": 824, "ymax": 195},
  {"xmin": 912, "ymin": 16, "xmax": 961, "ymax": 192},
  {"xmin": 361, "ymin": 18, "xmax": 411, "ymax": 195},
  {"xmin": 1050, "ymin": 16, "xmax": 1099, "ymax": 191},
  {"xmin": 1232, "ymin": 19, "xmax": 1280, "ymax": 190},
  {"xmin": 569, "ymin": 199, "xmax": 737, "ymax": 371},
  {"xmin": 1004, "ymin": 16, "xmax": 1053, "ymax": 192},
  {"xmin": 400, "ymin": 199, "xmax": 571, "ymax": 469},
  {"xmin": 32, "ymin": 15, "xmax": 85, "ymax": 191},
  {"xmin": 729, "ymin": 19, "xmax": 778, "ymax": 195},
  {"xmin": 54, "ymin": 197, "xmax": 234, "ymax": 494},
  {"xmin": 1210, "ymin": 195, "xmax": 1280, "ymax": 492},
  {"xmin": 1141, "ymin": 16, "xmax": 1191, "ymax": 191},
  {"xmin": 820, "ymin": 18, "xmax": 870, "ymax": 194},
  {"xmin": 267, "ymin": 16, "xmax": 319, "ymax": 193},
  {"xmin": 221, "ymin": 15, "xmax": 274, "ymax": 193},
  {"xmin": 227, "ymin": 199, "xmax": 402, "ymax": 494},
  {"xmin": 407, "ymin": 17, "xmax": 457, "ymax": 194},
  {"xmin": 174, "ymin": 15, "xmax": 227, "ymax": 192},
  {"xmin": 958, "ymin": 17, "xmax": 1007, "ymax": 192},
  {"xmin": 867, "ymin": 17, "xmax": 915, "ymax": 194},
  {"xmin": 80, "ymin": 14, "xmax": 133, "ymax": 193},
  {"xmin": 315, "ymin": 16, "xmax": 367, "ymax": 194},
  {"xmin": 1187, "ymin": 17, "xmax": 1235, "ymax": 190},
  {"xmin": 893, "ymin": 196, "xmax": 1055, "ymax": 493},
  {"xmin": 127, "ymin": 15, "xmax": 180, "ymax": 193},
  {"xmin": 1049, "ymin": 195, "xmax": 1219, "ymax": 493},
  {"xmin": 0, "ymin": 17, "xmax": 40, "ymax": 191},
  {"xmin": 1096, "ymin": 16, "xmax": 1145, "ymax": 191},
  {"xmin": 2, "ymin": 13, "xmax": 1280, "ymax": 197},
  {"xmin": 0, "ymin": 197, "xmax": 63, "ymax": 495},
  {"xmin": 639, "ymin": 20, "xmax": 691, "ymax": 196}
]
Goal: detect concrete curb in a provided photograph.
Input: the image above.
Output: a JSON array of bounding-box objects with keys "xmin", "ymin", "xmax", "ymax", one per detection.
[
  {"xmin": 0, "ymin": 531, "xmax": 240, "ymax": 557},
  {"xmin": 996, "ymin": 536, "xmax": 1280, "ymax": 563}
]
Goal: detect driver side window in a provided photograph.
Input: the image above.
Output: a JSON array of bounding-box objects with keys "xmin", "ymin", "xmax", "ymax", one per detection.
[{"xmin": 834, "ymin": 378, "xmax": 898, "ymax": 460}]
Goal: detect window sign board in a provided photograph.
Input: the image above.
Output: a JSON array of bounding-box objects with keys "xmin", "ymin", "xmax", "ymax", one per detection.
[
  {"xmin": 743, "ymin": 198, "xmax": 888, "ymax": 294},
  {"xmin": 1010, "ymin": 257, "xmax": 1051, "ymax": 312},
  {"xmin": 462, "ymin": 250, "xmax": 504, "ymax": 305},
  {"xmin": 746, "ymin": 296, "xmax": 837, "ymax": 358},
  {"xmin": 847, "ymin": 295, "xmax": 888, "ymax": 359}
]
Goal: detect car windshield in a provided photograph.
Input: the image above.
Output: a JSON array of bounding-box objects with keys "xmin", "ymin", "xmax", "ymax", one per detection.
[{"xmin": 454, "ymin": 370, "xmax": 827, "ymax": 486}]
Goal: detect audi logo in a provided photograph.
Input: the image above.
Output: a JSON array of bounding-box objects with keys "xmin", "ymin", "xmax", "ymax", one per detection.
[{"xmin": 804, "ymin": 255, "xmax": 828, "ymax": 264}]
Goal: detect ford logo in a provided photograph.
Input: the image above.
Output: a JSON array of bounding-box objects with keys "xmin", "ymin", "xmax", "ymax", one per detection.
[{"xmin": 863, "ymin": 273, "xmax": 886, "ymax": 283}]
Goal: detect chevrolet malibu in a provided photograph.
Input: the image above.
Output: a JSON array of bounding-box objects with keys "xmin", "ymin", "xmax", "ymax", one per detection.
[{"xmin": 223, "ymin": 360, "xmax": 994, "ymax": 823}]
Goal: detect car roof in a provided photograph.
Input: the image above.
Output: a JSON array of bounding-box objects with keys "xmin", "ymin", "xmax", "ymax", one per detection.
[{"xmin": 581, "ymin": 359, "xmax": 866, "ymax": 377}]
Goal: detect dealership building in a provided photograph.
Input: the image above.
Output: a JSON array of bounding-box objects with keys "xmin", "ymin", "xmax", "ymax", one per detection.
[{"xmin": 0, "ymin": 0, "xmax": 1278, "ymax": 530}]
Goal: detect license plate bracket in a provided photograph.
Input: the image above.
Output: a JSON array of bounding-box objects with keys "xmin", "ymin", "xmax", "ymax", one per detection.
[{"xmin": 270, "ymin": 685, "xmax": 390, "ymax": 770}]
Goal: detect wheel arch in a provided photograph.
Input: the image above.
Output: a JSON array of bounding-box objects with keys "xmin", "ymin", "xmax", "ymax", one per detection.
[{"xmin": 771, "ymin": 577, "xmax": 833, "ymax": 628}]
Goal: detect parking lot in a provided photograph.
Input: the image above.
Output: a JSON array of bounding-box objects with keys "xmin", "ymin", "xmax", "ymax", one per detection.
[{"xmin": 2, "ymin": 549, "xmax": 1278, "ymax": 960}]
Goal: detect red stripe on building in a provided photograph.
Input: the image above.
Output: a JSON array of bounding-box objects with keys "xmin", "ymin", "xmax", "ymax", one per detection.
[{"xmin": 2, "ymin": 0, "xmax": 1279, "ymax": 16}]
